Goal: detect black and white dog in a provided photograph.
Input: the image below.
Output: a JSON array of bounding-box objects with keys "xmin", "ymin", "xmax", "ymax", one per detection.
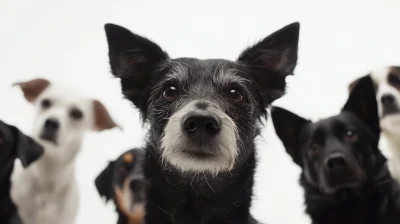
[
  {"xmin": 349, "ymin": 66, "xmax": 400, "ymax": 182},
  {"xmin": 0, "ymin": 120, "xmax": 43, "ymax": 224},
  {"xmin": 105, "ymin": 22, "xmax": 300, "ymax": 223},
  {"xmin": 95, "ymin": 149, "xmax": 146, "ymax": 224},
  {"xmin": 272, "ymin": 76, "xmax": 400, "ymax": 224}
]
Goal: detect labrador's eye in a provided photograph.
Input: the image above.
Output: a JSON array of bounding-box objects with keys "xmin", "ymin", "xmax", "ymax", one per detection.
[
  {"xmin": 344, "ymin": 130, "xmax": 357, "ymax": 142},
  {"xmin": 309, "ymin": 143, "xmax": 319, "ymax": 153}
]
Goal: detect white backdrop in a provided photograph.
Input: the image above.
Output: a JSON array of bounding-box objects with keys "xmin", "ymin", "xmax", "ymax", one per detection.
[{"xmin": 1, "ymin": 0, "xmax": 400, "ymax": 223}]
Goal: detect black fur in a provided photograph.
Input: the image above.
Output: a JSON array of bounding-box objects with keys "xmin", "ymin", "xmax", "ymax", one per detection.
[
  {"xmin": 272, "ymin": 76, "xmax": 400, "ymax": 224},
  {"xmin": 0, "ymin": 120, "xmax": 44, "ymax": 223},
  {"xmin": 105, "ymin": 22, "xmax": 300, "ymax": 224},
  {"xmin": 95, "ymin": 149, "xmax": 145, "ymax": 224}
]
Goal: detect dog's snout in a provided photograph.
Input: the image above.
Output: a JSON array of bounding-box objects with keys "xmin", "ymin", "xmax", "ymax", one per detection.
[
  {"xmin": 182, "ymin": 112, "xmax": 221, "ymax": 136},
  {"xmin": 325, "ymin": 154, "xmax": 346, "ymax": 171},
  {"xmin": 381, "ymin": 94, "xmax": 395, "ymax": 106},
  {"xmin": 44, "ymin": 118, "xmax": 59, "ymax": 131}
]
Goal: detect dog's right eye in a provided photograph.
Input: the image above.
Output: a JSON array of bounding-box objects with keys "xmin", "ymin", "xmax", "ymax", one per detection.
[
  {"xmin": 309, "ymin": 143, "xmax": 319, "ymax": 153},
  {"xmin": 41, "ymin": 99, "xmax": 51, "ymax": 109},
  {"xmin": 162, "ymin": 86, "xmax": 178, "ymax": 101}
]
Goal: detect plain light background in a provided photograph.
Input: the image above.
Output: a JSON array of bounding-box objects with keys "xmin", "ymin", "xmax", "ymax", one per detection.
[{"xmin": 1, "ymin": 0, "xmax": 400, "ymax": 223}]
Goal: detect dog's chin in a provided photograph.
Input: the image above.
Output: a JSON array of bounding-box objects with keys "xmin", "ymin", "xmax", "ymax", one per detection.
[
  {"xmin": 161, "ymin": 150, "xmax": 235, "ymax": 175},
  {"xmin": 39, "ymin": 132, "xmax": 58, "ymax": 145},
  {"xmin": 381, "ymin": 114, "xmax": 400, "ymax": 135},
  {"xmin": 319, "ymin": 172, "xmax": 365, "ymax": 195}
]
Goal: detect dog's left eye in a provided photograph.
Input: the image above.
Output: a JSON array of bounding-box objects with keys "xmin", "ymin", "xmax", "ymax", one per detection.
[
  {"xmin": 228, "ymin": 88, "xmax": 244, "ymax": 102},
  {"xmin": 70, "ymin": 108, "xmax": 83, "ymax": 120},
  {"xmin": 344, "ymin": 130, "xmax": 357, "ymax": 142},
  {"xmin": 162, "ymin": 86, "xmax": 178, "ymax": 101}
]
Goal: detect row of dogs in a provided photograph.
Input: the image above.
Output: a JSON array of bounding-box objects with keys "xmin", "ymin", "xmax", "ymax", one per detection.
[{"xmin": 1, "ymin": 21, "xmax": 400, "ymax": 224}]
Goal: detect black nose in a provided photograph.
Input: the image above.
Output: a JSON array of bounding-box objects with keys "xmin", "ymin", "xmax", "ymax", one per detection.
[
  {"xmin": 44, "ymin": 118, "xmax": 59, "ymax": 131},
  {"xmin": 182, "ymin": 112, "xmax": 221, "ymax": 135},
  {"xmin": 381, "ymin": 94, "xmax": 395, "ymax": 106},
  {"xmin": 325, "ymin": 154, "xmax": 346, "ymax": 171}
]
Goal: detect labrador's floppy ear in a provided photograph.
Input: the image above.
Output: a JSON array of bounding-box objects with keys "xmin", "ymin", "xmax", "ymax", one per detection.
[
  {"xmin": 95, "ymin": 161, "xmax": 115, "ymax": 202},
  {"xmin": 343, "ymin": 75, "xmax": 380, "ymax": 139},
  {"xmin": 13, "ymin": 78, "xmax": 50, "ymax": 103},
  {"xmin": 238, "ymin": 22, "xmax": 300, "ymax": 106},
  {"xmin": 271, "ymin": 106, "xmax": 310, "ymax": 166},
  {"xmin": 92, "ymin": 100, "xmax": 119, "ymax": 131},
  {"xmin": 9, "ymin": 125, "xmax": 44, "ymax": 167}
]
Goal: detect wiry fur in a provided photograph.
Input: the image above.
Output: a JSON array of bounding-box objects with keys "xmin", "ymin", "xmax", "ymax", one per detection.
[{"xmin": 105, "ymin": 22, "xmax": 300, "ymax": 223}]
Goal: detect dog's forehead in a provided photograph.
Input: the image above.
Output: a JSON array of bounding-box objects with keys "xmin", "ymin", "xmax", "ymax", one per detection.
[
  {"xmin": 166, "ymin": 58, "xmax": 243, "ymax": 83},
  {"xmin": 370, "ymin": 67, "xmax": 391, "ymax": 85},
  {"xmin": 39, "ymin": 85, "xmax": 92, "ymax": 110}
]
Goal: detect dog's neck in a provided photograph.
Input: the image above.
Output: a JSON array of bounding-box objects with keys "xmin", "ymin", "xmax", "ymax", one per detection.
[
  {"xmin": 143, "ymin": 142, "xmax": 256, "ymax": 224},
  {"xmin": 301, "ymin": 154, "xmax": 400, "ymax": 224}
]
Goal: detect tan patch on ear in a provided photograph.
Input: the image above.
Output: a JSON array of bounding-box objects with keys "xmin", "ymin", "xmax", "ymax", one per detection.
[
  {"xmin": 348, "ymin": 78, "xmax": 360, "ymax": 92},
  {"xmin": 13, "ymin": 78, "xmax": 50, "ymax": 103},
  {"xmin": 123, "ymin": 153, "xmax": 134, "ymax": 164},
  {"xmin": 92, "ymin": 100, "xmax": 119, "ymax": 131},
  {"xmin": 113, "ymin": 183, "xmax": 145, "ymax": 224}
]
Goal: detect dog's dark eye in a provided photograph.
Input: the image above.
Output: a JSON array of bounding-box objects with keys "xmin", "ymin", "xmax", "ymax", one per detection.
[
  {"xmin": 388, "ymin": 73, "xmax": 400, "ymax": 86},
  {"xmin": 309, "ymin": 143, "xmax": 319, "ymax": 153},
  {"xmin": 41, "ymin": 99, "xmax": 51, "ymax": 109},
  {"xmin": 70, "ymin": 108, "xmax": 83, "ymax": 120},
  {"xmin": 344, "ymin": 130, "xmax": 357, "ymax": 142},
  {"xmin": 228, "ymin": 88, "xmax": 244, "ymax": 102},
  {"xmin": 162, "ymin": 86, "xmax": 178, "ymax": 101}
]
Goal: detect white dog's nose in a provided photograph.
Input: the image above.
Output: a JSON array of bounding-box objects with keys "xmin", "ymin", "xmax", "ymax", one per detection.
[{"xmin": 44, "ymin": 118, "xmax": 59, "ymax": 131}]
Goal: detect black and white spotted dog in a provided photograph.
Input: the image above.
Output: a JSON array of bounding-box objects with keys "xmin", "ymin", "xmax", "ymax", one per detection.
[{"xmin": 105, "ymin": 22, "xmax": 300, "ymax": 224}]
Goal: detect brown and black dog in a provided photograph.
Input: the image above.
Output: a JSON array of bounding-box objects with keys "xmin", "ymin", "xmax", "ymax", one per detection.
[{"xmin": 95, "ymin": 149, "xmax": 146, "ymax": 224}]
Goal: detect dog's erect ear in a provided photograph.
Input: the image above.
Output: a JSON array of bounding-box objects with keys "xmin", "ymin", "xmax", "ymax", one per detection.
[
  {"xmin": 271, "ymin": 106, "xmax": 309, "ymax": 166},
  {"xmin": 104, "ymin": 23, "xmax": 169, "ymax": 112},
  {"xmin": 8, "ymin": 125, "xmax": 44, "ymax": 167},
  {"xmin": 348, "ymin": 77, "xmax": 362, "ymax": 92},
  {"xmin": 238, "ymin": 22, "xmax": 300, "ymax": 104},
  {"xmin": 13, "ymin": 78, "xmax": 50, "ymax": 103},
  {"xmin": 342, "ymin": 75, "xmax": 380, "ymax": 138},
  {"xmin": 95, "ymin": 161, "xmax": 115, "ymax": 202},
  {"xmin": 92, "ymin": 100, "xmax": 119, "ymax": 132}
]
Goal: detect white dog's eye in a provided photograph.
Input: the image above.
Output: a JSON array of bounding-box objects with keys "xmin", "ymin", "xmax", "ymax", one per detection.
[
  {"xmin": 70, "ymin": 108, "xmax": 83, "ymax": 120},
  {"xmin": 41, "ymin": 99, "xmax": 51, "ymax": 109}
]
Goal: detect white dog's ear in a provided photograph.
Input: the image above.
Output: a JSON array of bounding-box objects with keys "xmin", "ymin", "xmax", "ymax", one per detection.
[
  {"xmin": 92, "ymin": 100, "xmax": 119, "ymax": 131},
  {"xmin": 13, "ymin": 78, "xmax": 50, "ymax": 103}
]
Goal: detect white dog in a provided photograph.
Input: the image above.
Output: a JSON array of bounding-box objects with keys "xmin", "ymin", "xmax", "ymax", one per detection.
[
  {"xmin": 350, "ymin": 66, "xmax": 400, "ymax": 182},
  {"xmin": 11, "ymin": 78, "xmax": 118, "ymax": 224}
]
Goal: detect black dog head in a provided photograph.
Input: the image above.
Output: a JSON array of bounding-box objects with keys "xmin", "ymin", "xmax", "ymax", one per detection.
[
  {"xmin": 0, "ymin": 120, "xmax": 44, "ymax": 178},
  {"xmin": 95, "ymin": 149, "xmax": 145, "ymax": 222},
  {"xmin": 105, "ymin": 22, "xmax": 300, "ymax": 174},
  {"xmin": 272, "ymin": 76, "xmax": 383, "ymax": 194}
]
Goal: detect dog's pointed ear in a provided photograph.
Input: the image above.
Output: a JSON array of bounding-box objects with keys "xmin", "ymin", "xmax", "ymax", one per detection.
[
  {"xmin": 9, "ymin": 125, "xmax": 44, "ymax": 168},
  {"xmin": 238, "ymin": 22, "xmax": 300, "ymax": 105},
  {"xmin": 13, "ymin": 78, "xmax": 50, "ymax": 103},
  {"xmin": 95, "ymin": 161, "xmax": 115, "ymax": 202},
  {"xmin": 92, "ymin": 100, "xmax": 119, "ymax": 132},
  {"xmin": 271, "ymin": 106, "xmax": 309, "ymax": 166},
  {"xmin": 342, "ymin": 75, "xmax": 380, "ymax": 138},
  {"xmin": 104, "ymin": 23, "xmax": 169, "ymax": 112}
]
